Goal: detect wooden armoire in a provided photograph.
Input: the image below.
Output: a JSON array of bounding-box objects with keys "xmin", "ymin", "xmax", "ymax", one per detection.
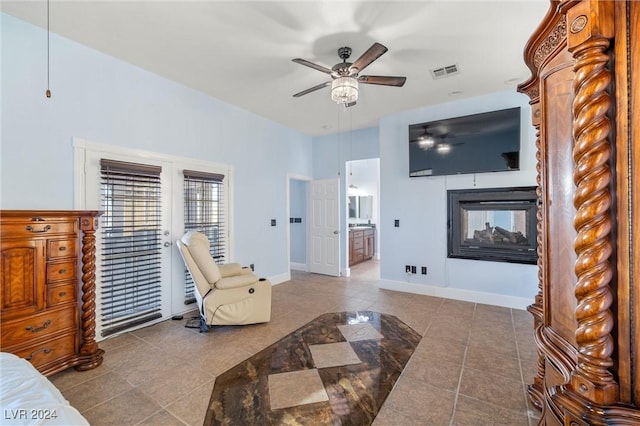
[{"xmin": 518, "ymin": 0, "xmax": 639, "ymax": 424}]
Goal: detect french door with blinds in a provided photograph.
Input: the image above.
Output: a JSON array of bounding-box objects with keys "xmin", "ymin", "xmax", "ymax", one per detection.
[
  {"xmin": 79, "ymin": 142, "xmax": 231, "ymax": 339},
  {"xmin": 182, "ymin": 170, "xmax": 226, "ymax": 304}
]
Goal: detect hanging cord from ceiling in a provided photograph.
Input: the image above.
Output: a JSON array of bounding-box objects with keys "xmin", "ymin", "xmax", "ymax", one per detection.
[
  {"xmin": 337, "ymin": 104, "xmax": 341, "ymax": 176},
  {"xmin": 349, "ymin": 107, "xmax": 353, "ymax": 177},
  {"xmin": 45, "ymin": 0, "xmax": 51, "ymax": 98}
]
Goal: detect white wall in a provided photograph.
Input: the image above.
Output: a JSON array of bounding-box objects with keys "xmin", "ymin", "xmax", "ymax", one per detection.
[
  {"xmin": 1, "ymin": 14, "xmax": 312, "ymax": 280},
  {"xmin": 379, "ymin": 90, "xmax": 538, "ymax": 307}
]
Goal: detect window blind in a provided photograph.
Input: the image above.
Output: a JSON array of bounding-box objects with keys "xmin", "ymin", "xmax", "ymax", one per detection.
[
  {"xmin": 100, "ymin": 159, "xmax": 163, "ymax": 336},
  {"xmin": 183, "ymin": 170, "xmax": 225, "ymax": 304}
]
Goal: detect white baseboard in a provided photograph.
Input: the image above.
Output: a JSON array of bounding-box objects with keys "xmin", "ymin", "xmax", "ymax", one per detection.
[
  {"xmin": 290, "ymin": 262, "xmax": 308, "ymax": 272},
  {"xmin": 269, "ymin": 271, "xmax": 291, "ymax": 285},
  {"xmin": 378, "ymin": 279, "xmax": 532, "ymax": 310}
]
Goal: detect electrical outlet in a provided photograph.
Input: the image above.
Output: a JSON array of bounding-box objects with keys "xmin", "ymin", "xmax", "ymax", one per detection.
[
  {"xmin": 405, "ymin": 265, "xmax": 411, "ymax": 273},
  {"xmin": 394, "ymin": 219, "xmax": 400, "ymax": 227},
  {"xmin": 411, "ymin": 265, "xmax": 417, "ymax": 274},
  {"xmin": 421, "ymin": 266, "xmax": 427, "ymax": 275},
  {"xmin": 271, "ymin": 219, "xmax": 276, "ymax": 226}
]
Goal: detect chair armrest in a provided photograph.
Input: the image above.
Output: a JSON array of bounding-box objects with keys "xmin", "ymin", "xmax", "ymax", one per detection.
[
  {"xmin": 219, "ymin": 263, "xmax": 244, "ymax": 277},
  {"xmin": 215, "ymin": 273, "xmax": 259, "ymax": 289}
]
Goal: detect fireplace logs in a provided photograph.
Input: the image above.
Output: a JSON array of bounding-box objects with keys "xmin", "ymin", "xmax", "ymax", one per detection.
[{"xmin": 470, "ymin": 222, "xmax": 528, "ymax": 245}]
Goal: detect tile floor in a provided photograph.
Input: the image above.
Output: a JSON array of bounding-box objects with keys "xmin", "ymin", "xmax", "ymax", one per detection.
[{"xmin": 50, "ymin": 260, "xmax": 542, "ymax": 425}]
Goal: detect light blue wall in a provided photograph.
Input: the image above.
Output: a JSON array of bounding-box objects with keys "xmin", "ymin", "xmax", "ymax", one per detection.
[
  {"xmin": 1, "ymin": 14, "xmax": 313, "ymax": 279},
  {"xmin": 312, "ymin": 126, "xmax": 380, "ymax": 271},
  {"xmin": 2, "ymin": 13, "xmax": 538, "ymax": 302},
  {"xmin": 311, "ymin": 91, "xmax": 537, "ymax": 301},
  {"xmin": 289, "ymin": 179, "xmax": 307, "ymax": 264},
  {"xmin": 379, "ymin": 90, "xmax": 538, "ymax": 299}
]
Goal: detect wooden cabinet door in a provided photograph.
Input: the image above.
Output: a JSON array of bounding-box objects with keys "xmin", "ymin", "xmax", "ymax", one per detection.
[
  {"xmin": 1, "ymin": 239, "xmax": 45, "ymax": 320},
  {"xmin": 364, "ymin": 232, "xmax": 375, "ymax": 260}
]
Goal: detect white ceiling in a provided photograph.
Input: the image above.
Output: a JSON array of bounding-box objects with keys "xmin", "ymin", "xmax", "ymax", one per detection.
[{"xmin": 1, "ymin": 1, "xmax": 550, "ymax": 136}]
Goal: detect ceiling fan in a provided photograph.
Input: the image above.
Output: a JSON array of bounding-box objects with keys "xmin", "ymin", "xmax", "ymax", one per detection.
[
  {"xmin": 412, "ymin": 131, "xmax": 463, "ymax": 154},
  {"xmin": 292, "ymin": 42, "xmax": 406, "ymax": 107}
]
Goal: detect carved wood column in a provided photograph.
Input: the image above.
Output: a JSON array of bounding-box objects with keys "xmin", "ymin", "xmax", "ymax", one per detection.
[
  {"xmin": 566, "ymin": 0, "xmax": 618, "ymax": 405},
  {"xmin": 528, "ymin": 102, "xmax": 546, "ymax": 409},
  {"xmin": 76, "ymin": 213, "xmax": 104, "ymax": 371}
]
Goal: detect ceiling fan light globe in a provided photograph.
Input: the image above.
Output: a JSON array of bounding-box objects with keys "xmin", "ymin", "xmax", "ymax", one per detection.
[
  {"xmin": 331, "ymin": 76, "xmax": 358, "ymax": 104},
  {"xmin": 418, "ymin": 135, "xmax": 434, "ymax": 149},
  {"xmin": 436, "ymin": 143, "xmax": 451, "ymax": 154}
]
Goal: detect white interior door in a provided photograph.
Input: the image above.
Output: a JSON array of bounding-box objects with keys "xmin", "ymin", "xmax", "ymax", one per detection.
[{"xmin": 309, "ymin": 178, "xmax": 340, "ymax": 276}]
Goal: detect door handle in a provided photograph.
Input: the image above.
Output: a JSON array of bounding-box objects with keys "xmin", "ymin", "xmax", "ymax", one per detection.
[{"xmin": 333, "ymin": 230, "xmax": 339, "ymax": 234}]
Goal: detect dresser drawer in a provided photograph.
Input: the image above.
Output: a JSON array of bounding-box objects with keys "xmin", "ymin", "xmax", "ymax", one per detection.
[
  {"xmin": 352, "ymin": 238, "xmax": 364, "ymax": 249},
  {"xmin": 46, "ymin": 260, "xmax": 76, "ymax": 283},
  {"xmin": 47, "ymin": 283, "xmax": 76, "ymax": 307},
  {"xmin": 1, "ymin": 307, "xmax": 77, "ymax": 347},
  {"xmin": 47, "ymin": 239, "xmax": 77, "ymax": 259},
  {"xmin": 13, "ymin": 332, "xmax": 77, "ymax": 371},
  {"xmin": 1, "ymin": 221, "xmax": 77, "ymax": 238}
]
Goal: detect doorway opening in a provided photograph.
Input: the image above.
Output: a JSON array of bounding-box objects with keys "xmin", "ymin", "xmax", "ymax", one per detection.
[
  {"xmin": 346, "ymin": 158, "xmax": 380, "ymax": 280},
  {"xmin": 288, "ymin": 176, "xmax": 309, "ymax": 272}
]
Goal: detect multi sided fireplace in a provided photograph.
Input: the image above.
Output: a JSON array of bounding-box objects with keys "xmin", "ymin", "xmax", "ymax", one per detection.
[{"xmin": 447, "ymin": 187, "xmax": 538, "ymax": 264}]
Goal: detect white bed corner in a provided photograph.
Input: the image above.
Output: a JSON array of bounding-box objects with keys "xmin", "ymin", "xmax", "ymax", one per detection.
[{"xmin": 0, "ymin": 352, "xmax": 89, "ymax": 426}]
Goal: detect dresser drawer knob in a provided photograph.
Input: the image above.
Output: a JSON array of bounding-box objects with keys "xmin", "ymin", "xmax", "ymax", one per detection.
[
  {"xmin": 26, "ymin": 348, "xmax": 52, "ymax": 361},
  {"xmin": 58, "ymin": 269, "xmax": 67, "ymax": 275},
  {"xmin": 25, "ymin": 225, "xmax": 51, "ymax": 233},
  {"xmin": 59, "ymin": 291, "xmax": 67, "ymax": 297},
  {"xmin": 25, "ymin": 320, "xmax": 52, "ymax": 333},
  {"xmin": 59, "ymin": 246, "xmax": 67, "ymax": 251}
]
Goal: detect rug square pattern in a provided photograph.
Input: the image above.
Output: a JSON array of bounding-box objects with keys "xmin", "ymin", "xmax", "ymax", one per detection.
[
  {"xmin": 309, "ymin": 342, "xmax": 361, "ymax": 368},
  {"xmin": 337, "ymin": 322, "xmax": 384, "ymax": 342},
  {"xmin": 268, "ymin": 369, "xmax": 329, "ymax": 410}
]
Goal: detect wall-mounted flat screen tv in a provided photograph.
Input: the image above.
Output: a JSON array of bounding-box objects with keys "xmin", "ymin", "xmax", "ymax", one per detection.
[{"xmin": 409, "ymin": 107, "xmax": 521, "ymax": 177}]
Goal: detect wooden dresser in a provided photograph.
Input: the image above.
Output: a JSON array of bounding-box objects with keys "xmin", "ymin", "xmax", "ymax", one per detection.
[
  {"xmin": 518, "ymin": 1, "xmax": 639, "ymax": 423},
  {"xmin": 1, "ymin": 211, "xmax": 103, "ymax": 376},
  {"xmin": 349, "ymin": 228, "xmax": 375, "ymax": 266}
]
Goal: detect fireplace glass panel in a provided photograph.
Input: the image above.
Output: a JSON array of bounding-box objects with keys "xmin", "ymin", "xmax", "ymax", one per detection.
[
  {"xmin": 462, "ymin": 208, "xmax": 530, "ymax": 246},
  {"xmin": 448, "ymin": 187, "xmax": 538, "ymax": 264}
]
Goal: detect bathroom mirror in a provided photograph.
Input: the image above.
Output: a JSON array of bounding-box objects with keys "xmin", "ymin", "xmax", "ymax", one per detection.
[
  {"xmin": 348, "ymin": 195, "xmax": 373, "ymax": 220},
  {"xmin": 358, "ymin": 196, "xmax": 373, "ymax": 220}
]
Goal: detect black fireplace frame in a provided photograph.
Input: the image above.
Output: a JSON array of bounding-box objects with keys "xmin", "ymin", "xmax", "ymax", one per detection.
[{"xmin": 447, "ymin": 186, "xmax": 538, "ymax": 264}]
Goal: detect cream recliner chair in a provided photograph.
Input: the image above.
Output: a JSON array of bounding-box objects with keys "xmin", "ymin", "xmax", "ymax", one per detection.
[{"xmin": 176, "ymin": 231, "xmax": 271, "ymax": 331}]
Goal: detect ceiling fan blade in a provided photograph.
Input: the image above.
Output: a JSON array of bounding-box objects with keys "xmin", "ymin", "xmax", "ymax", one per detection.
[
  {"xmin": 292, "ymin": 58, "xmax": 333, "ymax": 74},
  {"xmin": 358, "ymin": 75, "xmax": 406, "ymax": 87},
  {"xmin": 292, "ymin": 81, "xmax": 331, "ymax": 97},
  {"xmin": 349, "ymin": 42, "xmax": 388, "ymax": 73}
]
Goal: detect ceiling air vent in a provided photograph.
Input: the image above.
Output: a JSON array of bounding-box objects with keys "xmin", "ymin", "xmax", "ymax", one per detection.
[{"xmin": 430, "ymin": 64, "xmax": 459, "ymax": 79}]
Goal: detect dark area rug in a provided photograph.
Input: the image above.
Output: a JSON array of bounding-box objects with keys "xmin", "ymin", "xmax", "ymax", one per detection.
[{"xmin": 204, "ymin": 311, "xmax": 421, "ymax": 425}]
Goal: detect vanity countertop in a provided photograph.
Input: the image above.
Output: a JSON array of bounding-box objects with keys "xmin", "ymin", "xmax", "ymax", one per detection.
[{"xmin": 350, "ymin": 225, "xmax": 376, "ymax": 231}]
